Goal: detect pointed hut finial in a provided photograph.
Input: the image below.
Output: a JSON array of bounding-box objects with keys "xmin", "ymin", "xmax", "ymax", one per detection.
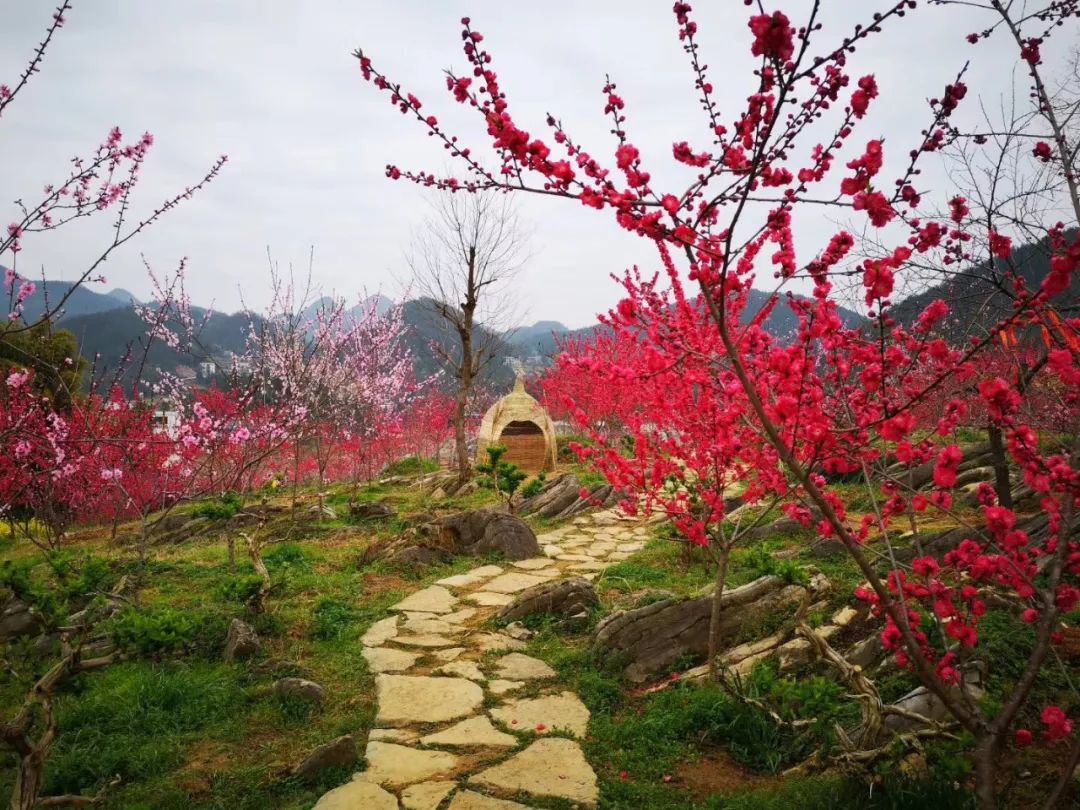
[{"xmin": 513, "ymin": 367, "xmax": 526, "ymax": 393}]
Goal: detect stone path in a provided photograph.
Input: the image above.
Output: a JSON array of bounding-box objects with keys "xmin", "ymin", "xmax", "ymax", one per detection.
[{"xmin": 314, "ymin": 509, "xmax": 653, "ymax": 810}]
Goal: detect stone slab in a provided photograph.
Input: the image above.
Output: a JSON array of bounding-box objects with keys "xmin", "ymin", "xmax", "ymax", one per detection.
[
  {"xmin": 420, "ymin": 715, "xmax": 517, "ymax": 748},
  {"xmin": 402, "ymin": 616, "xmax": 465, "ymax": 635},
  {"xmin": 369, "ymin": 727, "xmax": 419, "ymax": 743},
  {"xmin": 464, "ymin": 591, "xmax": 515, "ymax": 607},
  {"xmin": 469, "ymin": 738, "xmax": 598, "ymax": 806},
  {"xmin": 363, "ymin": 646, "xmax": 420, "ymax": 673},
  {"xmin": 359, "ymin": 741, "xmax": 460, "ymax": 788},
  {"xmin": 488, "ymin": 679, "xmax": 524, "ymax": 695},
  {"xmin": 471, "ymin": 632, "xmax": 527, "ymax": 653},
  {"xmin": 393, "ymin": 633, "xmax": 459, "ymax": 648},
  {"xmin": 402, "ymin": 780, "xmax": 457, "ymax": 810},
  {"xmin": 512, "ymin": 558, "xmax": 556, "ymax": 570},
  {"xmin": 494, "ymin": 653, "xmax": 556, "ymax": 680},
  {"xmin": 489, "ymin": 691, "xmax": 590, "ymax": 737},
  {"xmin": 442, "ymin": 607, "xmax": 479, "ymax": 625},
  {"xmin": 436, "ymin": 660, "xmax": 485, "ymax": 681},
  {"xmin": 390, "ymin": 586, "xmax": 457, "ymax": 614},
  {"xmin": 483, "ymin": 573, "xmax": 551, "ymax": 594},
  {"xmin": 447, "ymin": 791, "xmax": 531, "ymax": 810},
  {"xmin": 376, "ymin": 675, "xmax": 483, "ymax": 725},
  {"xmin": 361, "ymin": 616, "xmax": 400, "ymax": 647},
  {"xmin": 313, "ymin": 780, "xmax": 397, "ymax": 810}
]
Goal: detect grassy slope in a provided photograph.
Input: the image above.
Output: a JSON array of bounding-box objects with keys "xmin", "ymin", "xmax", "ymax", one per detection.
[{"xmin": 2, "ymin": 458, "xmax": 1076, "ymax": 809}]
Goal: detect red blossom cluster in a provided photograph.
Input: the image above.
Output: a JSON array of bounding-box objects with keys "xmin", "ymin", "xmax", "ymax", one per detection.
[{"xmin": 355, "ymin": 0, "xmax": 1080, "ymax": 794}]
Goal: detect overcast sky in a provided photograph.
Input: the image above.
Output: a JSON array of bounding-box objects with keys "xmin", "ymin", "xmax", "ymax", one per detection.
[{"xmin": 0, "ymin": 2, "xmax": 1071, "ymax": 328}]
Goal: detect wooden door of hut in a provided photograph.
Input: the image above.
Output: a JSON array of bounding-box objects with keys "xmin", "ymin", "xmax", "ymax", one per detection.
[{"xmin": 497, "ymin": 420, "xmax": 547, "ymax": 473}]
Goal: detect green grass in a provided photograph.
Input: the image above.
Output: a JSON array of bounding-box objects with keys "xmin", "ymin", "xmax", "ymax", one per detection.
[
  {"xmin": 523, "ymin": 629, "xmax": 972, "ymax": 810},
  {"xmin": 0, "ymin": 476, "xmax": 508, "ymax": 809}
]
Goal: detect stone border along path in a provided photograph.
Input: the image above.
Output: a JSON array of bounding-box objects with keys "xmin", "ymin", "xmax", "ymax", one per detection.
[{"xmin": 313, "ymin": 507, "xmax": 654, "ymax": 810}]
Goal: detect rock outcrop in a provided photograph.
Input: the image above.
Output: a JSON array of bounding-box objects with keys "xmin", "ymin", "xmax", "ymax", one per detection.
[
  {"xmin": 497, "ymin": 577, "xmax": 598, "ymax": 624},
  {"xmin": 592, "ymin": 575, "xmax": 820, "ymax": 681}
]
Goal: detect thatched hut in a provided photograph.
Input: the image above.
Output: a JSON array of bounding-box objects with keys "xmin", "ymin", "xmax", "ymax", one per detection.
[{"xmin": 475, "ymin": 373, "xmax": 558, "ymax": 473}]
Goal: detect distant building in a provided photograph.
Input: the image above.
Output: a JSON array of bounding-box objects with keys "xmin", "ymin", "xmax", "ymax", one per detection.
[
  {"xmin": 198, "ymin": 360, "xmax": 217, "ymax": 379},
  {"xmin": 151, "ymin": 404, "xmax": 180, "ymax": 436}
]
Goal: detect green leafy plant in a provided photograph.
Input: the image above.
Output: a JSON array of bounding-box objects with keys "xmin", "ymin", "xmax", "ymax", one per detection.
[
  {"xmin": 216, "ymin": 573, "xmax": 265, "ymax": 607},
  {"xmin": 191, "ymin": 491, "xmax": 243, "ymax": 521},
  {"xmin": 108, "ymin": 606, "xmax": 226, "ymax": 656},
  {"xmin": 475, "ymin": 445, "xmax": 527, "ymax": 506},
  {"xmin": 311, "ymin": 597, "xmax": 355, "ymax": 641},
  {"xmin": 382, "ymin": 455, "xmax": 440, "ymax": 476},
  {"xmin": 520, "ymin": 470, "xmax": 547, "ymax": 499}
]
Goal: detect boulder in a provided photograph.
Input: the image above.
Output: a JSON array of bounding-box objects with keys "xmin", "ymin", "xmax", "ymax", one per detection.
[
  {"xmin": 224, "ymin": 618, "xmax": 261, "ymax": 661},
  {"xmin": 273, "ymin": 677, "xmax": 326, "ymax": 704},
  {"xmin": 295, "ymin": 734, "xmax": 357, "ymax": 783},
  {"xmin": 0, "ymin": 598, "xmax": 43, "ymax": 642},
  {"xmin": 437, "ymin": 509, "xmax": 539, "ymax": 560},
  {"xmin": 350, "ymin": 501, "xmax": 396, "ymax": 520},
  {"xmin": 592, "ymin": 575, "xmax": 816, "ymax": 681},
  {"xmin": 497, "ymin": 577, "xmax": 599, "ymax": 623},
  {"xmin": 517, "ymin": 474, "xmax": 581, "ymax": 518}
]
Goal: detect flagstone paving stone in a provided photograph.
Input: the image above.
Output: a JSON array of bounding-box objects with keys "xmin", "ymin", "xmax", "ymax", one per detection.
[
  {"xmin": 493, "ymin": 653, "xmax": 556, "ymax": 680},
  {"xmin": 401, "ymin": 780, "xmax": 457, "ymax": 810},
  {"xmin": 376, "ymin": 675, "xmax": 483, "ymax": 725},
  {"xmin": 363, "ymin": 646, "xmax": 420, "ymax": 673},
  {"xmin": 359, "ymin": 741, "xmax": 460, "ymax": 788},
  {"xmin": 469, "ymin": 738, "xmax": 598, "ymax": 807},
  {"xmin": 435, "ymin": 660, "xmax": 486, "ymax": 681},
  {"xmin": 316, "ymin": 507, "xmax": 655, "ymax": 809},
  {"xmin": 420, "ymin": 715, "xmax": 518, "ymax": 748},
  {"xmin": 392, "ymin": 633, "xmax": 459, "ymax": 648},
  {"xmin": 482, "ymin": 573, "xmax": 555, "ymax": 594},
  {"xmin": 390, "ymin": 586, "xmax": 457, "ymax": 614},
  {"xmin": 447, "ymin": 791, "xmax": 532, "ymax": 810},
  {"xmin": 361, "ymin": 616, "xmax": 400, "ymax": 647},
  {"xmin": 313, "ymin": 780, "xmax": 398, "ymax": 810},
  {"xmin": 489, "ymin": 691, "xmax": 590, "ymax": 738}
]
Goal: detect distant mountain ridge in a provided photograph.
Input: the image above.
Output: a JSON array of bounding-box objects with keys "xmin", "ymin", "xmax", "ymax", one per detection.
[{"xmin": 8, "ymin": 228, "xmax": 1075, "ymax": 391}]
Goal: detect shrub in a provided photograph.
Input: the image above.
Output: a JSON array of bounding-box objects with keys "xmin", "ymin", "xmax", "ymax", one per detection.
[
  {"xmin": 108, "ymin": 606, "xmax": 228, "ymax": 657},
  {"xmin": 262, "ymin": 542, "xmax": 309, "ymax": 572},
  {"xmin": 382, "ymin": 456, "xmax": 439, "ymax": 476},
  {"xmin": 216, "ymin": 574, "xmax": 265, "ymax": 607},
  {"xmin": 520, "ymin": 470, "xmax": 547, "ymax": 499},
  {"xmin": 191, "ymin": 491, "xmax": 243, "ymax": 521},
  {"xmin": 311, "ymin": 597, "xmax": 355, "ymax": 641}
]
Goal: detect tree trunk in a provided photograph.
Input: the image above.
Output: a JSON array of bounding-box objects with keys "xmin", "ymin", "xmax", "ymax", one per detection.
[
  {"xmin": 244, "ymin": 534, "xmax": 271, "ymax": 615},
  {"xmin": 707, "ymin": 544, "xmax": 730, "ymax": 677},
  {"xmin": 972, "ymin": 732, "xmax": 1000, "ymax": 810},
  {"xmin": 453, "ymin": 376, "xmax": 471, "ymax": 484},
  {"xmin": 988, "ymin": 423, "xmax": 1012, "ymax": 509},
  {"xmin": 10, "ymin": 748, "xmax": 45, "ymax": 810}
]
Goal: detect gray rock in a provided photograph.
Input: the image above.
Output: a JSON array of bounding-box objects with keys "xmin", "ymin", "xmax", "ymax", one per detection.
[
  {"xmin": 295, "ymin": 734, "xmax": 357, "ymax": 783},
  {"xmin": 846, "ymin": 634, "xmax": 885, "ymax": 670},
  {"xmin": 273, "ymin": 677, "xmax": 326, "ymax": 704},
  {"xmin": 437, "ymin": 509, "xmax": 540, "ymax": 560},
  {"xmin": 224, "ymin": 618, "xmax": 261, "ymax": 661},
  {"xmin": 593, "ymin": 575, "xmax": 817, "ymax": 681},
  {"xmin": 517, "ymin": 474, "xmax": 581, "ymax": 518},
  {"xmin": 0, "ymin": 598, "xmax": 43, "ymax": 642},
  {"xmin": 350, "ymin": 501, "xmax": 396, "ymax": 519},
  {"xmin": 497, "ymin": 577, "xmax": 599, "ymax": 623}
]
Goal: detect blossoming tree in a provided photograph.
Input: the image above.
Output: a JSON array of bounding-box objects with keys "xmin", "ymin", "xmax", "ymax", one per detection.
[{"xmin": 354, "ymin": 1, "xmax": 1080, "ymax": 804}]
